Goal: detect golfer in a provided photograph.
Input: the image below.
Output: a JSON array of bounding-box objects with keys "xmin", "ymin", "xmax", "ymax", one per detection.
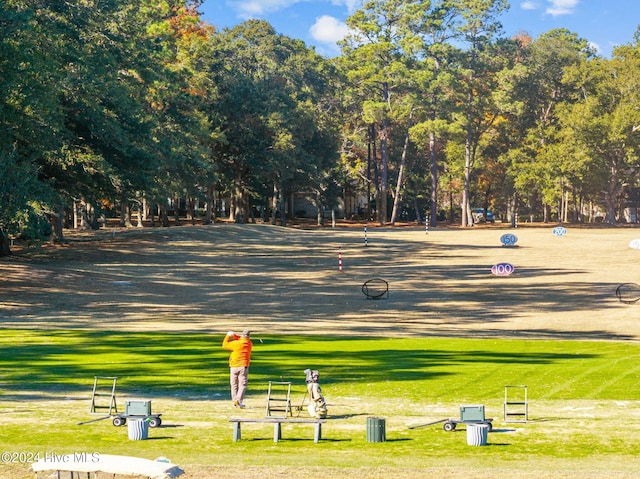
[{"xmin": 222, "ymin": 330, "xmax": 253, "ymax": 409}]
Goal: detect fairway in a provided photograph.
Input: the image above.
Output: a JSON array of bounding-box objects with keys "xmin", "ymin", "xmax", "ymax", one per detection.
[
  {"xmin": 2, "ymin": 223, "xmax": 640, "ymax": 478},
  {"xmin": 3, "ymin": 223, "xmax": 640, "ymax": 339}
]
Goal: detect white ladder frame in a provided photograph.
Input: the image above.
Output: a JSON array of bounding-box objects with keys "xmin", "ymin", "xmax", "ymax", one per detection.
[
  {"xmin": 265, "ymin": 381, "xmax": 292, "ymax": 418},
  {"xmin": 90, "ymin": 376, "xmax": 118, "ymax": 415}
]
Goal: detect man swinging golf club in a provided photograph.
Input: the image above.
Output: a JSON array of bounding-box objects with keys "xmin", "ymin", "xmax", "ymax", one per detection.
[{"xmin": 223, "ymin": 330, "xmax": 253, "ymax": 409}]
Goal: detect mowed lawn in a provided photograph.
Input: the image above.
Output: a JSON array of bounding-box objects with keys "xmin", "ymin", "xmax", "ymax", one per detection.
[{"xmin": 1, "ymin": 223, "xmax": 640, "ymax": 478}]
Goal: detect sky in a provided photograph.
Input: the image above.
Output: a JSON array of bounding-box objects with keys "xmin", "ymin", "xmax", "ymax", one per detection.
[{"xmin": 199, "ymin": 0, "xmax": 640, "ymax": 58}]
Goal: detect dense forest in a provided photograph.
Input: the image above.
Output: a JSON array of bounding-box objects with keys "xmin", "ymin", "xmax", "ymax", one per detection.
[{"xmin": 3, "ymin": 0, "xmax": 640, "ymax": 255}]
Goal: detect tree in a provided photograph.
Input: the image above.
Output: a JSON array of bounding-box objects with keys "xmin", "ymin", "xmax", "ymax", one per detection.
[
  {"xmin": 340, "ymin": 0, "xmax": 415, "ymax": 225},
  {"xmin": 451, "ymin": 0, "xmax": 509, "ymax": 227},
  {"xmin": 0, "ymin": 2, "xmax": 66, "ymax": 254},
  {"xmin": 208, "ymin": 20, "xmax": 340, "ymax": 225},
  {"xmin": 497, "ymin": 29, "xmax": 593, "ymax": 223},
  {"xmin": 557, "ymin": 36, "xmax": 640, "ymax": 224},
  {"xmin": 403, "ymin": 0, "xmax": 462, "ymax": 227}
]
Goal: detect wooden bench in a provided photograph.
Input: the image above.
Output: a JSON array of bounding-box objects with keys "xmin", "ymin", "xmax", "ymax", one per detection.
[{"xmin": 229, "ymin": 417, "xmax": 326, "ymax": 443}]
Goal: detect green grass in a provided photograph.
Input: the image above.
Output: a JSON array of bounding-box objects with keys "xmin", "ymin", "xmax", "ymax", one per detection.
[
  {"xmin": 2, "ymin": 329, "xmax": 640, "ymax": 478},
  {"xmin": 3, "ymin": 329, "xmax": 639, "ymax": 402},
  {"xmin": 4, "ymin": 224, "xmax": 640, "ymax": 478}
]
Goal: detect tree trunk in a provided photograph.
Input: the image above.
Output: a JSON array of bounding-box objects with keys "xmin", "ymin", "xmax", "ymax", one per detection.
[
  {"xmin": 160, "ymin": 204, "xmax": 169, "ymax": 227},
  {"xmin": 0, "ymin": 227, "xmax": 11, "ymax": 257},
  {"xmin": 378, "ymin": 97, "xmax": 389, "ymax": 225},
  {"xmin": 371, "ymin": 124, "xmax": 380, "ymax": 223},
  {"xmin": 390, "ymin": 109, "xmax": 413, "ymax": 225},
  {"xmin": 604, "ymin": 197, "xmax": 618, "ymax": 224},
  {"xmin": 205, "ymin": 185, "xmax": 215, "ymax": 225},
  {"xmin": 428, "ymin": 71, "xmax": 440, "ymax": 229},
  {"xmin": 462, "ymin": 94, "xmax": 473, "ymax": 227},
  {"xmin": 376, "ymin": 81, "xmax": 391, "ymax": 226},
  {"xmin": 135, "ymin": 201, "xmax": 143, "ymax": 228},
  {"xmin": 186, "ymin": 197, "xmax": 195, "ymax": 225},
  {"xmin": 271, "ymin": 181, "xmax": 279, "ymax": 225},
  {"xmin": 367, "ymin": 124, "xmax": 372, "ymax": 222},
  {"xmin": 461, "ymin": 44, "xmax": 476, "ymax": 228},
  {"xmin": 142, "ymin": 196, "xmax": 148, "ymax": 221},
  {"xmin": 149, "ymin": 203, "xmax": 156, "ymax": 227},
  {"xmin": 173, "ymin": 195, "xmax": 181, "ymax": 226},
  {"xmin": 49, "ymin": 202, "xmax": 65, "ymax": 244},
  {"xmin": 80, "ymin": 200, "xmax": 91, "ymax": 230},
  {"xmin": 73, "ymin": 200, "xmax": 79, "ymax": 229},
  {"xmin": 429, "ymin": 129, "xmax": 438, "ymax": 229},
  {"xmin": 604, "ymin": 158, "xmax": 624, "ymax": 225},
  {"xmin": 543, "ymin": 203, "xmax": 549, "ymax": 223},
  {"xmin": 120, "ymin": 199, "xmax": 132, "ymax": 228},
  {"xmin": 413, "ymin": 198, "xmax": 422, "ymax": 225},
  {"xmin": 279, "ymin": 188, "xmax": 287, "ymax": 227},
  {"xmin": 315, "ymin": 191, "xmax": 323, "ymax": 226}
]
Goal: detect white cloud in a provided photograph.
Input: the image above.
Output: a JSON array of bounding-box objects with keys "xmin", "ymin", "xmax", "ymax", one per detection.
[
  {"xmin": 230, "ymin": 0, "xmax": 301, "ymax": 18},
  {"xmin": 589, "ymin": 41, "xmax": 602, "ymax": 55},
  {"xmin": 546, "ymin": 0, "xmax": 579, "ymax": 16},
  {"xmin": 520, "ymin": 1, "xmax": 540, "ymax": 10},
  {"xmin": 310, "ymin": 15, "xmax": 349, "ymax": 44},
  {"xmin": 330, "ymin": 0, "xmax": 362, "ymax": 14},
  {"xmin": 231, "ymin": 0, "xmax": 362, "ymax": 19}
]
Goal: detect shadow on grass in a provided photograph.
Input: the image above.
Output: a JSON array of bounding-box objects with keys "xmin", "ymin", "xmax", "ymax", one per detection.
[
  {"xmin": 329, "ymin": 413, "xmax": 370, "ymax": 420},
  {"xmin": 0, "ymin": 329, "xmax": 613, "ymax": 404},
  {"xmin": 526, "ymin": 417, "xmax": 570, "ymax": 423},
  {"xmin": 1, "ymin": 224, "xmax": 633, "ymax": 341},
  {"xmin": 237, "ymin": 438, "xmax": 350, "ymax": 443}
]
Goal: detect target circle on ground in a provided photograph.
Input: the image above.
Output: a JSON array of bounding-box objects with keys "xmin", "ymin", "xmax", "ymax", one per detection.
[
  {"xmin": 491, "ymin": 263, "xmax": 514, "ymax": 276},
  {"xmin": 552, "ymin": 226, "xmax": 567, "ymax": 237},
  {"xmin": 500, "ymin": 233, "xmax": 518, "ymax": 246}
]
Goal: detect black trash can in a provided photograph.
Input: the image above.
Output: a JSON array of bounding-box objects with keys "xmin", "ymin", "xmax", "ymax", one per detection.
[{"xmin": 366, "ymin": 416, "xmax": 386, "ymax": 442}]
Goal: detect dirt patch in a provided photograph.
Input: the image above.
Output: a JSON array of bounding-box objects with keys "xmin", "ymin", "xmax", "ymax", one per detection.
[{"xmin": 1, "ymin": 223, "xmax": 639, "ymax": 341}]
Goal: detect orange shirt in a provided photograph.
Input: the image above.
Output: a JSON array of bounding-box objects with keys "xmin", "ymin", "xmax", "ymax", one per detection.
[{"xmin": 222, "ymin": 335, "xmax": 253, "ymax": 367}]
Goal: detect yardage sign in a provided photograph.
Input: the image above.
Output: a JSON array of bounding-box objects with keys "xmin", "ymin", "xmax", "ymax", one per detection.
[
  {"xmin": 629, "ymin": 239, "xmax": 640, "ymax": 250},
  {"xmin": 552, "ymin": 226, "xmax": 567, "ymax": 237},
  {"xmin": 500, "ymin": 233, "xmax": 518, "ymax": 246},
  {"xmin": 491, "ymin": 263, "xmax": 514, "ymax": 276}
]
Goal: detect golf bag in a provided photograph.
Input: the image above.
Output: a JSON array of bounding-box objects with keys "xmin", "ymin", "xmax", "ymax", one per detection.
[{"xmin": 304, "ymin": 369, "xmax": 327, "ymax": 419}]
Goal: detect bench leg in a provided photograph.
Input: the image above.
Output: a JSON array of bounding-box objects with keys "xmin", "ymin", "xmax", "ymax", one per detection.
[
  {"xmin": 273, "ymin": 423, "xmax": 282, "ymax": 443},
  {"xmin": 314, "ymin": 422, "xmax": 322, "ymax": 443},
  {"xmin": 233, "ymin": 422, "xmax": 241, "ymax": 442}
]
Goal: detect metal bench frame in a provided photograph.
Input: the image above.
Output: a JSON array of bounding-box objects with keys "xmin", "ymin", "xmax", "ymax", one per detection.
[{"xmin": 229, "ymin": 417, "xmax": 326, "ymax": 443}]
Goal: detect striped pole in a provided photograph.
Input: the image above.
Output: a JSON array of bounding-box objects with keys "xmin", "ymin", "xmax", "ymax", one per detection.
[
  {"xmin": 425, "ymin": 214, "xmax": 429, "ymax": 235},
  {"xmin": 364, "ymin": 225, "xmax": 368, "ymax": 247},
  {"xmin": 338, "ymin": 246, "xmax": 343, "ymax": 273}
]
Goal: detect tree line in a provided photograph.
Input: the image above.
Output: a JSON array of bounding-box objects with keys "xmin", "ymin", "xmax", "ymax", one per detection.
[{"xmin": 3, "ymin": 0, "xmax": 640, "ymax": 255}]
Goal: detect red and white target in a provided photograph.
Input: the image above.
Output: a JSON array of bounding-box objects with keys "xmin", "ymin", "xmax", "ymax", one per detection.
[{"xmin": 491, "ymin": 262, "xmax": 514, "ymax": 276}]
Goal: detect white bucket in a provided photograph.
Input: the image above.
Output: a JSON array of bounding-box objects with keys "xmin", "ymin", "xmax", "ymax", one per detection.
[
  {"xmin": 466, "ymin": 423, "xmax": 489, "ymax": 446},
  {"xmin": 127, "ymin": 419, "xmax": 149, "ymax": 440}
]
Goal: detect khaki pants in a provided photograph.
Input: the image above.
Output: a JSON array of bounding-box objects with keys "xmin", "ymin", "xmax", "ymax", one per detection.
[{"xmin": 230, "ymin": 366, "xmax": 249, "ymax": 402}]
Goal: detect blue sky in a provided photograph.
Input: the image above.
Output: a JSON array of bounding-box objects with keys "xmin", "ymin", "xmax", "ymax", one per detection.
[{"xmin": 199, "ymin": 1, "xmax": 640, "ymax": 58}]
